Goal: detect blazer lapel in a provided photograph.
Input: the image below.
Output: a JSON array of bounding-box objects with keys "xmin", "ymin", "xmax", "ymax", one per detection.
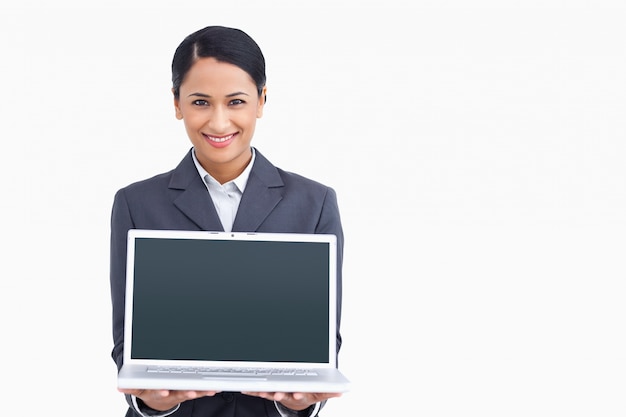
[
  {"xmin": 167, "ymin": 148, "xmax": 284, "ymax": 232},
  {"xmin": 169, "ymin": 149, "xmax": 224, "ymax": 231},
  {"xmin": 232, "ymin": 149, "xmax": 284, "ymax": 232}
]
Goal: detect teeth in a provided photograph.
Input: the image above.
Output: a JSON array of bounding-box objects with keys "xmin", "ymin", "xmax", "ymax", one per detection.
[{"xmin": 206, "ymin": 134, "xmax": 233, "ymax": 143}]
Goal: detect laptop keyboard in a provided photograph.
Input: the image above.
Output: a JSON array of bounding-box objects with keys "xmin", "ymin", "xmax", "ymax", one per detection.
[{"xmin": 147, "ymin": 366, "xmax": 318, "ymax": 376}]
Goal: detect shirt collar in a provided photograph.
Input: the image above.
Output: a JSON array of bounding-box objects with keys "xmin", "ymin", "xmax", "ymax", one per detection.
[{"xmin": 192, "ymin": 147, "xmax": 256, "ymax": 193}]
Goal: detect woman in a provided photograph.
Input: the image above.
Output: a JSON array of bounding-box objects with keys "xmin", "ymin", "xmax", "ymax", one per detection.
[{"xmin": 109, "ymin": 25, "xmax": 344, "ymax": 417}]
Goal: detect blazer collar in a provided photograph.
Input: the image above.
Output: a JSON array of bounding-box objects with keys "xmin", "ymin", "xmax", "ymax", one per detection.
[{"xmin": 168, "ymin": 147, "xmax": 284, "ymax": 232}]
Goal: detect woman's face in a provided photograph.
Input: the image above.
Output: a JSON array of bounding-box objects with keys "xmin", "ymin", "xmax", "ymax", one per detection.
[{"xmin": 174, "ymin": 57, "xmax": 266, "ymax": 183}]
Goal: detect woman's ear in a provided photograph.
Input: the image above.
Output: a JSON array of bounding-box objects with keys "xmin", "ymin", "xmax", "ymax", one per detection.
[
  {"xmin": 172, "ymin": 88, "xmax": 183, "ymax": 120},
  {"xmin": 257, "ymin": 86, "xmax": 268, "ymax": 118}
]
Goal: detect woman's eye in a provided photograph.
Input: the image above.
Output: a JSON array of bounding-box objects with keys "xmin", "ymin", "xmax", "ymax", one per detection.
[
  {"xmin": 192, "ymin": 99, "xmax": 209, "ymax": 106},
  {"xmin": 230, "ymin": 98, "xmax": 245, "ymax": 105}
]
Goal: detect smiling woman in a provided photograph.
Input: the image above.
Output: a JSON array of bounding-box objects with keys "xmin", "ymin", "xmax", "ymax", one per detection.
[
  {"xmin": 173, "ymin": 57, "xmax": 266, "ymax": 184},
  {"xmin": 109, "ymin": 25, "xmax": 345, "ymax": 417}
]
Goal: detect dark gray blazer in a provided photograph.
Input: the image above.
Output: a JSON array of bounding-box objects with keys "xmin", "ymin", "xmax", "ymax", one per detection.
[{"xmin": 109, "ymin": 148, "xmax": 344, "ymax": 417}]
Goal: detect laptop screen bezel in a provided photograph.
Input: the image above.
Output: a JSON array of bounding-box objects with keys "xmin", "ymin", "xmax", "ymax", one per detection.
[{"xmin": 123, "ymin": 229, "xmax": 338, "ymax": 370}]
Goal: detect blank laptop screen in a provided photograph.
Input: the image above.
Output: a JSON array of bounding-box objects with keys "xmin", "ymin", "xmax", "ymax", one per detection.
[{"xmin": 130, "ymin": 237, "xmax": 331, "ymax": 363}]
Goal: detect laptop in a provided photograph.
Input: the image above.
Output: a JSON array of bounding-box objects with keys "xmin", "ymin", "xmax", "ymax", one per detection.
[{"xmin": 117, "ymin": 228, "xmax": 350, "ymax": 393}]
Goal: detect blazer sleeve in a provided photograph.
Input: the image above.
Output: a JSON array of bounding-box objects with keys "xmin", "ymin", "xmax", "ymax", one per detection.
[
  {"xmin": 316, "ymin": 186, "xmax": 344, "ymax": 356},
  {"xmin": 109, "ymin": 187, "xmax": 135, "ymax": 370}
]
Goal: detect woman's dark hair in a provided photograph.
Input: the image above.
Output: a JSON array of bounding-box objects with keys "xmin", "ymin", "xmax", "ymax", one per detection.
[{"xmin": 171, "ymin": 26, "xmax": 266, "ymax": 100}]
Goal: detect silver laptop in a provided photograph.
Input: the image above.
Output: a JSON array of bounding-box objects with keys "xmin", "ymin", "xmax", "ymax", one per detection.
[{"xmin": 117, "ymin": 229, "xmax": 350, "ymax": 393}]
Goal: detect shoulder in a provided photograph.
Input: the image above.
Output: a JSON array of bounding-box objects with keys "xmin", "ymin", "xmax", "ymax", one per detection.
[
  {"xmin": 254, "ymin": 148, "xmax": 334, "ymax": 194},
  {"xmin": 278, "ymin": 167, "xmax": 330, "ymax": 190},
  {"xmin": 112, "ymin": 170, "xmax": 176, "ymax": 210},
  {"xmin": 116, "ymin": 170, "xmax": 174, "ymax": 193},
  {"xmin": 114, "ymin": 149, "xmax": 194, "ymax": 197}
]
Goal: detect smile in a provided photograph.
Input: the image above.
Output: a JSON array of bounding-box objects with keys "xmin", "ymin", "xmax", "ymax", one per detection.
[{"xmin": 204, "ymin": 133, "xmax": 235, "ymax": 143}]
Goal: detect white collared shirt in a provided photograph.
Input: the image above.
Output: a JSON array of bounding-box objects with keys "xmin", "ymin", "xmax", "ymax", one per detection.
[{"xmin": 192, "ymin": 148, "xmax": 255, "ymax": 232}]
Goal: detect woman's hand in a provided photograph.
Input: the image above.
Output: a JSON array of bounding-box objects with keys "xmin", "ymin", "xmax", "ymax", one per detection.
[
  {"xmin": 119, "ymin": 388, "xmax": 221, "ymax": 412},
  {"xmin": 242, "ymin": 391, "xmax": 342, "ymax": 411}
]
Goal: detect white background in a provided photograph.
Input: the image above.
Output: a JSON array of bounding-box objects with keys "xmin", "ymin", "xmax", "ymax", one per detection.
[{"xmin": 1, "ymin": 1, "xmax": 625, "ymax": 416}]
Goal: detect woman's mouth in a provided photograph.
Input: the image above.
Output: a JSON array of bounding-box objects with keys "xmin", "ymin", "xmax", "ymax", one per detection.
[{"xmin": 203, "ymin": 133, "xmax": 236, "ymax": 147}]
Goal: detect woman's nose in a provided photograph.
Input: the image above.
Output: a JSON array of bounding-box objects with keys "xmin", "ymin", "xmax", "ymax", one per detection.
[{"xmin": 208, "ymin": 106, "xmax": 230, "ymax": 132}]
